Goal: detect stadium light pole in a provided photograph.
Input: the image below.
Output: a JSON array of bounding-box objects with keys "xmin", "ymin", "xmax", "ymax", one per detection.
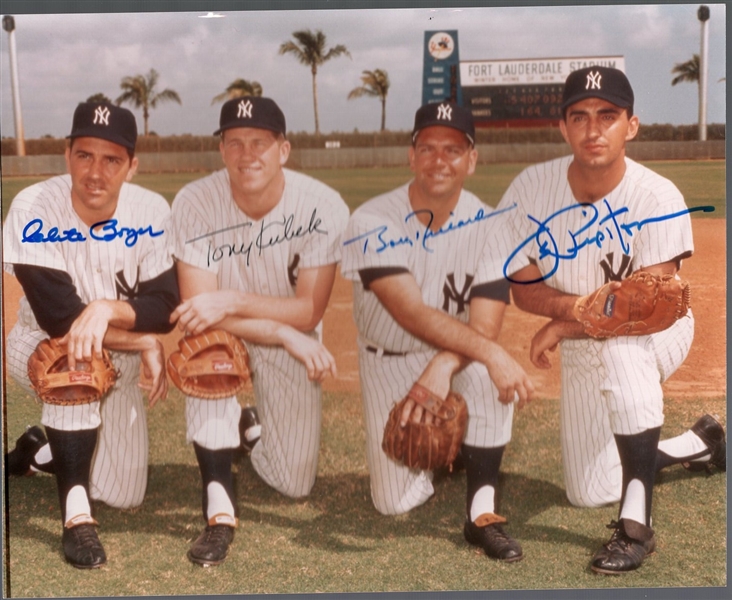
[
  {"xmin": 3, "ymin": 15, "xmax": 26, "ymax": 156},
  {"xmin": 697, "ymin": 5, "xmax": 710, "ymax": 142}
]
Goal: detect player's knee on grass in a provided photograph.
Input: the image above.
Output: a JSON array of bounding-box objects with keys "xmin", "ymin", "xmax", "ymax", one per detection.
[{"xmin": 369, "ymin": 469, "xmax": 434, "ymax": 515}]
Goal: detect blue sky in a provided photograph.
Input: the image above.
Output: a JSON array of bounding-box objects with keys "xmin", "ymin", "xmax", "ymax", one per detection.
[{"xmin": 0, "ymin": 3, "xmax": 726, "ymax": 139}]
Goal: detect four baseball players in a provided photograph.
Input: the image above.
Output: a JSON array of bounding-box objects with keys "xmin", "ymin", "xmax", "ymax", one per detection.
[
  {"xmin": 3, "ymin": 102, "xmax": 179, "ymax": 568},
  {"xmin": 168, "ymin": 97, "xmax": 349, "ymax": 566},
  {"xmin": 498, "ymin": 66, "xmax": 726, "ymax": 573},
  {"xmin": 3, "ymin": 80, "xmax": 725, "ymax": 574},
  {"xmin": 341, "ymin": 102, "xmax": 533, "ymax": 560}
]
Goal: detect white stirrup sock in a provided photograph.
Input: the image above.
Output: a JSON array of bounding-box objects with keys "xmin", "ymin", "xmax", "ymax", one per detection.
[
  {"xmin": 30, "ymin": 443, "xmax": 53, "ymax": 473},
  {"xmin": 64, "ymin": 485, "xmax": 93, "ymax": 526},
  {"xmin": 658, "ymin": 430, "xmax": 710, "ymax": 462},
  {"xmin": 206, "ymin": 481, "xmax": 236, "ymax": 525},
  {"xmin": 469, "ymin": 485, "xmax": 496, "ymax": 522},
  {"xmin": 619, "ymin": 479, "xmax": 646, "ymax": 525}
]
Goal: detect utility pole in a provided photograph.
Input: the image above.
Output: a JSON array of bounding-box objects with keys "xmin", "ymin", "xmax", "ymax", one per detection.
[
  {"xmin": 3, "ymin": 15, "xmax": 25, "ymax": 156},
  {"xmin": 697, "ymin": 5, "xmax": 710, "ymax": 141}
]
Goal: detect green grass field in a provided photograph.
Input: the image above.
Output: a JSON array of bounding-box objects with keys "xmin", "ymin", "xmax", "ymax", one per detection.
[
  {"xmin": 0, "ymin": 159, "xmax": 727, "ymax": 219},
  {"xmin": 2, "ymin": 159, "xmax": 727, "ymax": 597},
  {"xmin": 3, "ymin": 380, "xmax": 726, "ymax": 596}
]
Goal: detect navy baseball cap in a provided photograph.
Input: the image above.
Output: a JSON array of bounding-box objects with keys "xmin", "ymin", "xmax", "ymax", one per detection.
[
  {"xmin": 561, "ymin": 66, "xmax": 634, "ymax": 113},
  {"xmin": 67, "ymin": 102, "xmax": 137, "ymax": 150},
  {"xmin": 214, "ymin": 97, "xmax": 287, "ymax": 138},
  {"xmin": 412, "ymin": 101, "xmax": 475, "ymax": 146}
]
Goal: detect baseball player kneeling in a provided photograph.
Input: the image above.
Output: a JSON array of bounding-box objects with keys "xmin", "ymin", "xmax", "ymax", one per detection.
[
  {"xmin": 499, "ymin": 66, "xmax": 726, "ymax": 574},
  {"xmin": 168, "ymin": 97, "xmax": 349, "ymax": 566},
  {"xmin": 341, "ymin": 102, "xmax": 534, "ymax": 562},
  {"xmin": 4, "ymin": 103, "xmax": 179, "ymax": 569}
]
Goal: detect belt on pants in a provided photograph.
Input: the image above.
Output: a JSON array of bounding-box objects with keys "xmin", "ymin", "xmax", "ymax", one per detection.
[{"xmin": 366, "ymin": 345, "xmax": 408, "ymax": 358}]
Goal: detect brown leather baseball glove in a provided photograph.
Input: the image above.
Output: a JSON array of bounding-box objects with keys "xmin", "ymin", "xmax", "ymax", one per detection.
[
  {"xmin": 27, "ymin": 338, "xmax": 117, "ymax": 405},
  {"xmin": 167, "ymin": 330, "xmax": 250, "ymax": 399},
  {"xmin": 573, "ymin": 271, "xmax": 691, "ymax": 339},
  {"xmin": 382, "ymin": 383, "xmax": 468, "ymax": 471}
]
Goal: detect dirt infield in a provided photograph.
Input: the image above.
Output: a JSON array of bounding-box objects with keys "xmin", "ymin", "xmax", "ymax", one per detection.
[{"xmin": 2, "ymin": 219, "xmax": 726, "ymax": 402}]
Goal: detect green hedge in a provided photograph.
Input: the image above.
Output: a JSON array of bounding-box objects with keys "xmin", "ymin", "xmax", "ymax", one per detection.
[{"xmin": 1, "ymin": 123, "xmax": 724, "ymax": 155}]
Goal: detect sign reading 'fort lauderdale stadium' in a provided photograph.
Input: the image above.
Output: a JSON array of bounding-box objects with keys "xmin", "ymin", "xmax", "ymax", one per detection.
[{"xmin": 460, "ymin": 55, "xmax": 625, "ymax": 126}]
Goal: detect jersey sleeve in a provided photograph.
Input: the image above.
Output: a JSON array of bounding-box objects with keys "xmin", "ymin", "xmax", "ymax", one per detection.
[
  {"xmin": 494, "ymin": 175, "xmax": 534, "ymax": 279},
  {"xmin": 132, "ymin": 189, "xmax": 176, "ymax": 283},
  {"xmin": 296, "ymin": 192, "xmax": 351, "ymax": 270},
  {"xmin": 170, "ymin": 180, "xmax": 220, "ymax": 275},
  {"xmin": 12, "ymin": 264, "xmax": 86, "ymax": 337},
  {"xmin": 3, "ymin": 180, "xmax": 73, "ymax": 276},
  {"xmin": 627, "ymin": 177, "xmax": 694, "ymax": 270},
  {"xmin": 341, "ymin": 202, "xmax": 412, "ymax": 282}
]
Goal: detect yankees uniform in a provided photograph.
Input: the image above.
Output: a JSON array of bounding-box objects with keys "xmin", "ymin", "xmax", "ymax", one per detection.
[
  {"xmin": 498, "ymin": 154, "xmax": 694, "ymax": 507},
  {"xmin": 342, "ymin": 184, "xmax": 514, "ymax": 514},
  {"xmin": 3, "ymin": 102, "xmax": 179, "ymax": 570},
  {"xmin": 171, "ymin": 166, "xmax": 349, "ymax": 497},
  {"xmin": 4, "ymin": 174, "xmax": 175, "ymax": 508},
  {"xmin": 500, "ymin": 66, "xmax": 724, "ymax": 574}
]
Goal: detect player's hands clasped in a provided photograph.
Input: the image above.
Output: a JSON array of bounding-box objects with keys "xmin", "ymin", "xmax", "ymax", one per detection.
[
  {"xmin": 530, "ymin": 320, "xmax": 564, "ymax": 369},
  {"xmin": 170, "ymin": 291, "xmax": 242, "ymax": 335},
  {"xmin": 138, "ymin": 336, "xmax": 168, "ymax": 407},
  {"xmin": 403, "ymin": 353, "xmax": 459, "ymax": 427},
  {"xmin": 61, "ymin": 300, "xmax": 116, "ymax": 369},
  {"xmin": 482, "ymin": 342, "xmax": 535, "ymax": 408},
  {"xmin": 278, "ymin": 326, "xmax": 337, "ymax": 383},
  {"xmin": 137, "ymin": 335, "xmax": 168, "ymax": 408}
]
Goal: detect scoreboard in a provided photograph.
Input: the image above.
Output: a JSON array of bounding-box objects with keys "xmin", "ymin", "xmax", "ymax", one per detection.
[
  {"xmin": 459, "ymin": 56, "xmax": 625, "ymax": 127},
  {"xmin": 462, "ymin": 83, "xmax": 565, "ymax": 122}
]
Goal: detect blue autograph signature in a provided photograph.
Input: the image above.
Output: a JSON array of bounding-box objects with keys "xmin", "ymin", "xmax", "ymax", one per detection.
[
  {"xmin": 343, "ymin": 204, "xmax": 516, "ymax": 254},
  {"xmin": 503, "ymin": 199, "xmax": 715, "ymax": 283},
  {"xmin": 184, "ymin": 209, "xmax": 327, "ymax": 267},
  {"xmin": 21, "ymin": 219, "xmax": 164, "ymax": 248}
]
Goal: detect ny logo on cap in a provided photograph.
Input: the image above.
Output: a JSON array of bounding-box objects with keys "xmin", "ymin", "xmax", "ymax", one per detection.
[
  {"xmin": 586, "ymin": 71, "xmax": 602, "ymax": 90},
  {"xmin": 436, "ymin": 103, "xmax": 453, "ymax": 121},
  {"xmin": 93, "ymin": 106, "xmax": 110, "ymax": 126},
  {"xmin": 237, "ymin": 100, "xmax": 253, "ymax": 119}
]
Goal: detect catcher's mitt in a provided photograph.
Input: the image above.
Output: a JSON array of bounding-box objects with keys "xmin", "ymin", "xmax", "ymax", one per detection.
[
  {"xmin": 573, "ymin": 271, "xmax": 691, "ymax": 339},
  {"xmin": 27, "ymin": 338, "xmax": 117, "ymax": 405},
  {"xmin": 382, "ymin": 383, "xmax": 468, "ymax": 471},
  {"xmin": 167, "ymin": 330, "xmax": 250, "ymax": 399}
]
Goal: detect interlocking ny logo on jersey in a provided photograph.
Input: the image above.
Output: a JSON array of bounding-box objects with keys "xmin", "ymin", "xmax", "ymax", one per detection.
[
  {"xmin": 442, "ymin": 273, "xmax": 474, "ymax": 314},
  {"xmin": 115, "ymin": 267, "xmax": 140, "ymax": 300},
  {"xmin": 93, "ymin": 106, "xmax": 111, "ymax": 126},
  {"xmin": 437, "ymin": 103, "xmax": 453, "ymax": 121},
  {"xmin": 237, "ymin": 100, "xmax": 253, "ymax": 119},
  {"xmin": 599, "ymin": 252, "xmax": 633, "ymax": 283},
  {"xmin": 586, "ymin": 71, "xmax": 602, "ymax": 90}
]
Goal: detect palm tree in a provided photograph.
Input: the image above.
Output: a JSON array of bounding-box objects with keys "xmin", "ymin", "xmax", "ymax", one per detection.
[
  {"xmin": 211, "ymin": 79, "xmax": 263, "ymax": 104},
  {"xmin": 347, "ymin": 69, "xmax": 390, "ymax": 132},
  {"xmin": 279, "ymin": 29, "xmax": 351, "ymax": 135},
  {"xmin": 115, "ymin": 68, "xmax": 181, "ymax": 136},
  {"xmin": 86, "ymin": 93, "xmax": 113, "ymax": 104},
  {"xmin": 671, "ymin": 54, "xmax": 700, "ymax": 86}
]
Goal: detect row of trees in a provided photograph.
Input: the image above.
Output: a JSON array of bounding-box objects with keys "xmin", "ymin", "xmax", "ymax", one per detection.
[
  {"xmin": 90, "ymin": 29, "xmax": 389, "ymax": 137},
  {"xmin": 88, "ymin": 27, "xmax": 714, "ymax": 139}
]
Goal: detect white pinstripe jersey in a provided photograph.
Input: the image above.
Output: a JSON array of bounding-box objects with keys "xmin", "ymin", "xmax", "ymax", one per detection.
[
  {"xmin": 170, "ymin": 168, "xmax": 349, "ymax": 304},
  {"xmin": 3, "ymin": 174, "xmax": 174, "ymax": 330},
  {"xmin": 497, "ymin": 156, "xmax": 694, "ymax": 295},
  {"xmin": 341, "ymin": 184, "xmax": 510, "ymax": 354}
]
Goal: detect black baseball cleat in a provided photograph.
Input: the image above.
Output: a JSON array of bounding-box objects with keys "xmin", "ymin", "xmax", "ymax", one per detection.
[
  {"xmin": 464, "ymin": 519, "xmax": 523, "ymax": 562},
  {"xmin": 683, "ymin": 414, "xmax": 726, "ymax": 472},
  {"xmin": 187, "ymin": 524, "xmax": 235, "ymax": 567},
  {"xmin": 590, "ymin": 519, "xmax": 655, "ymax": 575},
  {"xmin": 6, "ymin": 425, "xmax": 47, "ymax": 476},
  {"xmin": 62, "ymin": 524, "xmax": 107, "ymax": 569},
  {"xmin": 238, "ymin": 406, "xmax": 261, "ymax": 453}
]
